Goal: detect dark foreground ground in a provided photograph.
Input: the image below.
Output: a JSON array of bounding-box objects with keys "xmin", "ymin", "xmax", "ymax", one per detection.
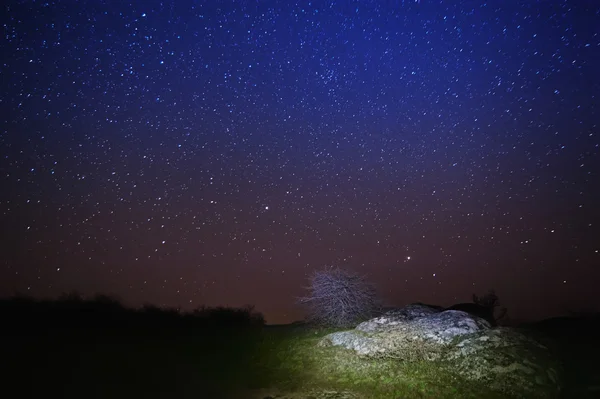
[
  {"xmin": 2, "ymin": 300, "xmax": 599, "ymax": 398},
  {"xmin": 523, "ymin": 315, "xmax": 600, "ymax": 399}
]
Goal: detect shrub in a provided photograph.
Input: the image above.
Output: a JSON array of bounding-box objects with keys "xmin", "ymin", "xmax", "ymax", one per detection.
[
  {"xmin": 297, "ymin": 267, "xmax": 381, "ymax": 328},
  {"xmin": 472, "ymin": 289, "xmax": 507, "ymax": 325}
]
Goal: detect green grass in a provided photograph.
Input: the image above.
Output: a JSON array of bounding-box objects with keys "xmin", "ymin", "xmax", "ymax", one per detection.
[{"xmin": 243, "ymin": 325, "xmax": 507, "ymax": 398}]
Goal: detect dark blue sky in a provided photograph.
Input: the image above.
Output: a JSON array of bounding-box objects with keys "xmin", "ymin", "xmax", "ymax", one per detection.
[{"xmin": 1, "ymin": 0, "xmax": 599, "ymax": 323}]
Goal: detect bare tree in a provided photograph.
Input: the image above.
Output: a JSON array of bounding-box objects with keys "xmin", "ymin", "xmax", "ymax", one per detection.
[{"xmin": 297, "ymin": 267, "xmax": 381, "ymax": 328}]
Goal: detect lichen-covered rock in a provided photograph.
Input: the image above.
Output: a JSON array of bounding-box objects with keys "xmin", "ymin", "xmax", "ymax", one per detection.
[
  {"xmin": 356, "ymin": 303, "xmax": 442, "ymax": 332},
  {"xmin": 321, "ymin": 307, "xmax": 491, "ymax": 361},
  {"xmin": 317, "ymin": 331, "xmax": 377, "ymax": 355},
  {"xmin": 318, "ymin": 304, "xmax": 563, "ymax": 398},
  {"xmin": 441, "ymin": 327, "xmax": 562, "ymax": 398},
  {"xmin": 319, "ymin": 328, "xmax": 444, "ymax": 361},
  {"xmin": 409, "ymin": 310, "xmax": 491, "ymax": 344}
]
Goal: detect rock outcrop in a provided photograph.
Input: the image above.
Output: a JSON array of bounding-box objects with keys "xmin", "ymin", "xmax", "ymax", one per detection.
[
  {"xmin": 319, "ymin": 303, "xmax": 562, "ymax": 398},
  {"xmin": 441, "ymin": 327, "xmax": 562, "ymax": 398},
  {"xmin": 356, "ymin": 302, "xmax": 443, "ymax": 332},
  {"xmin": 320, "ymin": 307, "xmax": 490, "ymax": 361}
]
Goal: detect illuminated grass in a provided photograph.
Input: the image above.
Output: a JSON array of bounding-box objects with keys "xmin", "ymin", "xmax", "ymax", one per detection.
[{"xmin": 248, "ymin": 326, "xmax": 507, "ymax": 398}]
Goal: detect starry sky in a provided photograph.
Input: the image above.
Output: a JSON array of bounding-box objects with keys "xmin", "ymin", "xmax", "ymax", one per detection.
[{"xmin": 1, "ymin": 0, "xmax": 599, "ymax": 324}]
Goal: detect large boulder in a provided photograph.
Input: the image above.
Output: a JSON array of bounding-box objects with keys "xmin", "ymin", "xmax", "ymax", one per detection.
[
  {"xmin": 319, "ymin": 304, "xmax": 562, "ymax": 398},
  {"xmin": 320, "ymin": 306, "xmax": 491, "ymax": 361},
  {"xmin": 441, "ymin": 327, "xmax": 562, "ymax": 398},
  {"xmin": 400, "ymin": 309, "xmax": 491, "ymax": 344}
]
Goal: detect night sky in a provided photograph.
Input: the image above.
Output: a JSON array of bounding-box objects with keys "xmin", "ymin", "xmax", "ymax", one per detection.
[{"xmin": 1, "ymin": 1, "xmax": 599, "ymax": 324}]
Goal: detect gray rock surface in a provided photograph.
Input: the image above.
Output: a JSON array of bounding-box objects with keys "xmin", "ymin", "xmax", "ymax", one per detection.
[
  {"xmin": 356, "ymin": 303, "xmax": 443, "ymax": 332},
  {"xmin": 321, "ymin": 308, "xmax": 491, "ymax": 361},
  {"xmin": 441, "ymin": 327, "xmax": 562, "ymax": 398},
  {"xmin": 319, "ymin": 303, "xmax": 562, "ymax": 398}
]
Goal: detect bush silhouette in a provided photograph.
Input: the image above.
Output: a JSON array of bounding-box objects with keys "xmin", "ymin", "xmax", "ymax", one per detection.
[
  {"xmin": 446, "ymin": 289, "xmax": 507, "ymax": 326},
  {"xmin": 0, "ymin": 293, "xmax": 265, "ymax": 332}
]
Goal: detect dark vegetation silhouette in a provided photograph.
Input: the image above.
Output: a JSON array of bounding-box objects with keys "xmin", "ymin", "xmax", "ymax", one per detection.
[
  {"xmin": 445, "ymin": 289, "xmax": 507, "ymax": 327},
  {"xmin": 296, "ymin": 267, "xmax": 382, "ymax": 328},
  {"xmin": 472, "ymin": 289, "xmax": 508, "ymax": 325},
  {"xmin": 1, "ymin": 292, "xmax": 266, "ymax": 398},
  {"xmin": 2, "ymin": 291, "xmax": 265, "ymax": 332}
]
